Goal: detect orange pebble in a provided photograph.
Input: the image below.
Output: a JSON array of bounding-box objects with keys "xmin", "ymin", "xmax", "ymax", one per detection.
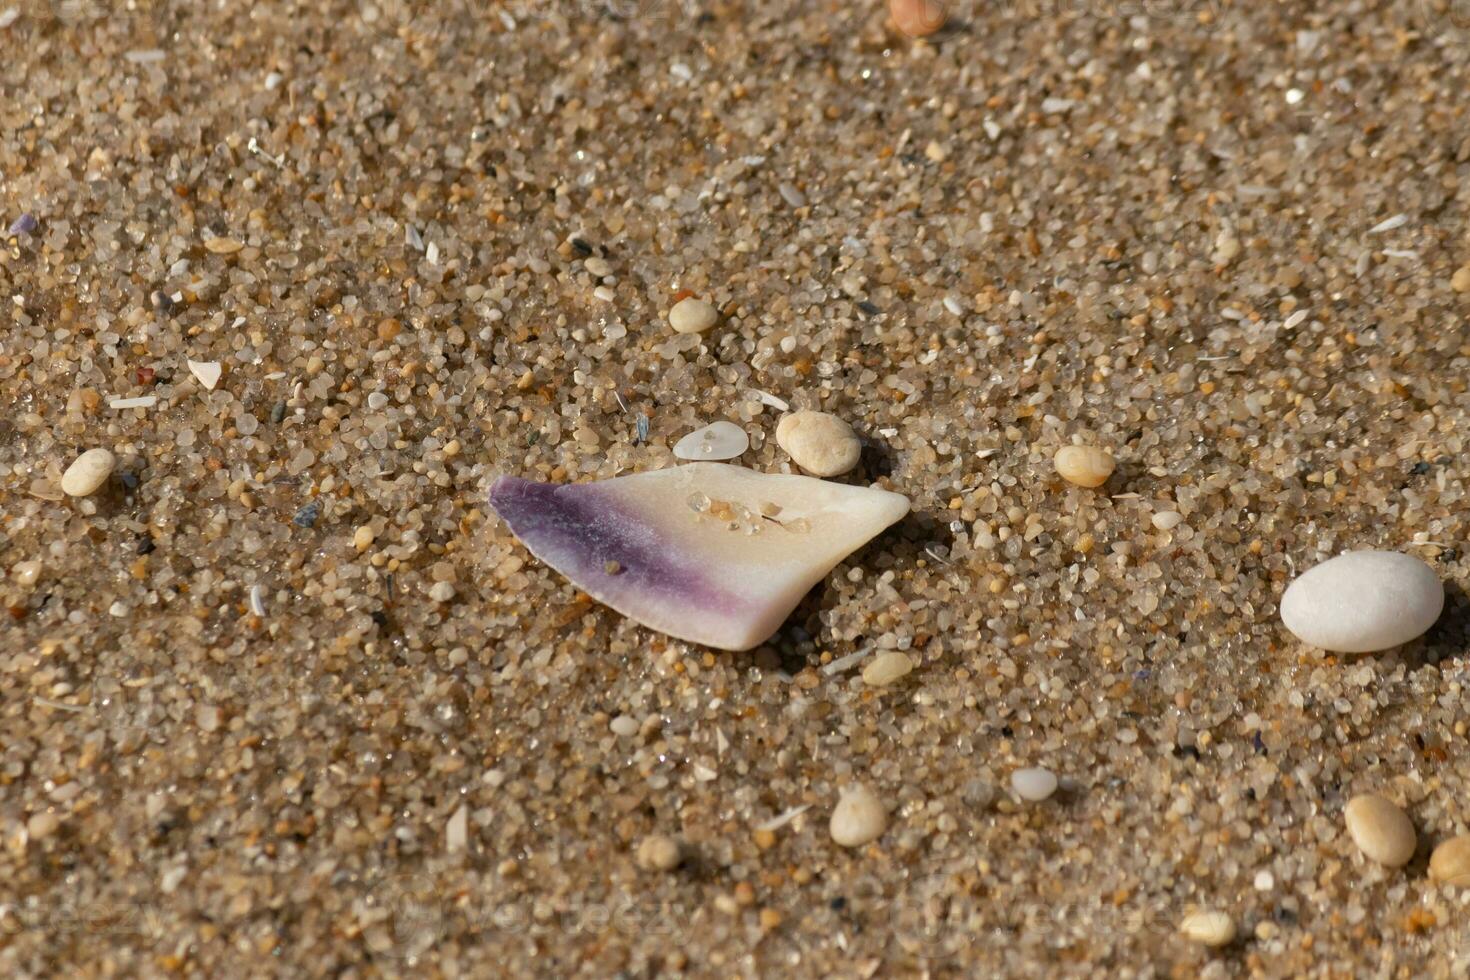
[{"xmin": 890, "ymin": 0, "xmax": 947, "ymax": 37}]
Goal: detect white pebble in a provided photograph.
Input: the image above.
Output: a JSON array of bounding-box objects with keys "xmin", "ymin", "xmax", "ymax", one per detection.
[
  {"xmin": 776, "ymin": 410, "xmax": 862, "ymax": 477},
  {"xmin": 11, "ymin": 560, "xmax": 42, "ymax": 588},
  {"xmin": 1180, "ymin": 909, "xmax": 1236, "ymax": 948},
  {"xmin": 861, "ymin": 650, "xmax": 914, "ymax": 687},
  {"xmin": 60, "ymin": 448, "xmax": 115, "ymax": 497},
  {"xmin": 1010, "ymin": 767, "xmax": 1058, "ymax": 802},
  {"xmin": 592, "ymin": 285, "xmax": 616, "ymax": 302},
  {"xmin": 668, "ymin": 297, "xmax": 719, "ymax": 334},
  {"xmin": 429, "ymin": 581, "xmax": 456, "ymax": 603},
  {"xmin": 1280, "ymin": 550, "xmax": 1443, "ymax": 652},
  {"xmin": 1151, "ymin": 510, "xmax": 1183, "ymax": 531},
  {"xmin": 673, "ymin": 421, "xmax": 749, "ymax": 461},
  {"xmin": 609, "ymin": 714, "xmax": 639, "ymax": 737},
  {"xmin": 829, "ymin": 784, "xmax": 887, "ymax": 847}
]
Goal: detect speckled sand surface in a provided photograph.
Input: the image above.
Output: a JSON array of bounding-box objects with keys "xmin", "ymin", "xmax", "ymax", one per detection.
[{"xmin": 5, "ymin": 1, "xmax": 1470, "ymax": 976}]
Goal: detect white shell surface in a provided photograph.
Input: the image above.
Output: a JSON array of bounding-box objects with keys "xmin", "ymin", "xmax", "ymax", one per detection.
[
  {"xmin": 1280, "ymin": 550, "xmax": 1443, "ymax": 653},
  {"xmin": 673, "ymin": 421, "xmax": 749, "ymax": 461}
]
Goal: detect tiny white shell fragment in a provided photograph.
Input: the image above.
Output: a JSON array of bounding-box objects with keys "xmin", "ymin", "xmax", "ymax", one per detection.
[
  {"xmin": 109, "ymin": 395, "xmax": 158, "ymax": 410},
  {"xmin": 187, "ymin": 360, "xmax": 222, "ymax": 390},
  {"xmin": 673, "ymin": 421, "xmax": 749, "ymax": 461},
  {"xmin": 1151, "ymin": 510, "xmax": 1184, "ymax": 531}
]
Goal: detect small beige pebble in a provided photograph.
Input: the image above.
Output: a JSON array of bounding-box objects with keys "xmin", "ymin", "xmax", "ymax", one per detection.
[
  {"xmin": 830, "ymin": 784, "xmax": 887, "ymax": 847},
  {"xmin": 668, "ymin": 297, "xmax": 719, "ymax": 334},
  {"xmin": 1053, "ymin": 445, "xmax": 1115, "ymax": 488},
  {"xmin": 12, "ymin": 560, "xmax": 42, "ymax": 588},
  {"xmin": 26, "ymin": 810, "xmax": 60, "ymax": 840},
  {"xmin": 1452, "ymin": 264, "xmax": 1470, "ymax": 293},
  {"xmin": 353, "ymin": 525, "xmax": 376, "ymax": 551},
  {"xmin": 584, "ymin": 256, "xmax": 612, "ymax": 278},
  {"xmin": 60, "ymin": 448, "xmax": 115, "ymax": 497},
  {"xmin": 1179, "ymin": 909, "xmax": 1236, "ymax": 948},
  {"xmin": 1151, "ymin": 510, "xmax": 1184, "ymax": 531},
  {"xmin": 861, "ymin": 650, "xmax": 914, "ymax": 687},
  {"xmin": 1429, "ymin": 835, "xmax": 1470, "ymax": 886},
  {"xmin": 442, "ymin": 439, "xmax": 461, "ymax": 458},
  {"xmin": 776, "ymin": 411, "xmax": 862, "ymax": 477},
  {"xmin": 609, "ymin": 714, "xmax": 639, "ymax": 737},
  {"xmin": 429, "ymin": 581, "xmax": 456, "ymax": 603},
  {"xmin": 1344, "ymin": 793, "xmax": 1416, "ymax": 867},
  {"xmin": 636, "ymin": 834, "xmax": 683, "ymax": 871}
]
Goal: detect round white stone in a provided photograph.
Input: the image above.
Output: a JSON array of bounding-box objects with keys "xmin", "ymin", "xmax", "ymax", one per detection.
[
  {"xmin": 776, "ymin": 410, "xmax": 862, "ymax": 477},
  {"xmin": 829, "ymin": 784, "xmax": 887, "ymax": 847},
  {"xmin": 672, "ymin": 421, "xmax": 749, "ymax": 461},
  {"xmin": 60, "ymin": 448, "xmax": 115, "ymax": 497},
  {"xmin": 1279, "ymin": 550, "xmax": 1443, "ymax": 653},
  {"xmin": 668, "ymin": 297, "xmax": 718, "ymax": 334},
  {"xmin": 1011, "ymin": 767, "xmax": 1058, "ymax": 802}
]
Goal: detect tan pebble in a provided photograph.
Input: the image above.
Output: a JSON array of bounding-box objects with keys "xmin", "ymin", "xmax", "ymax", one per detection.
[
  {"xmin": 584, "ymin": 256, "xmax": 613, "ymax": 278},
  {"xmin": 776, "ymin": 411, "xmax": 862, "ymax": 477},
  {"xmin": 1430, "ymin": 835, "xmax": 1470, "ymax": 886},
  {"xmin": 890, "ymin": 0, "xmax": 947, "ymax": 37},
  {"xmin": 830, "ymin": 784, "xmax": 887, "ymax": 847},
  {"xmin": 353, "ymin": 526, "xmax": 376, "ymax": 551},
  {"xmin": 204, "ymin": 236, "xmax": 244, "ymax": 254},
  {"xmin": 1180, "ymin": 909, "xmax": 1236, "ymax": 947},
  {"xmin": 376, "ymin": 317, "xmax": 402, "ymax": 343},
  {"xmin": 1345, "ymin": 793, "xmax": 1416, "ymax": 867},
  {"xmin": 636, "ymin": 834, "xmax": 683, "ymax": 871},
  {"xmin": 60, "ymin": 448, "xmax": 115, "ymax": 497},
  {"xmin": 668, "ymin": 297, "xmax": 719, "ymax": 334},
  {"xmin": 862, "ymin": 650, "xmax": 914, "ymax": 687},
  {"xmin": 752, "ymin": 828, "xmax": 777, "ymax": 850},
  {"xmin": 1452, "ymin": 265, "xmax": 1470, "ymax": 293},
  {"xmin": 1054, "ymin": 445, "xmax": 1115, "ymax": 488},
  {"xmin": 758, "ymin": 908, "xmax": 782, "ymax": 930},
  {"xmin": 26, "ymin": 811, "xmax": 60, "ymax": 840},
  {"xmin": 442, "ymin": 439, "xmax": 461, "ymax": 458}
]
